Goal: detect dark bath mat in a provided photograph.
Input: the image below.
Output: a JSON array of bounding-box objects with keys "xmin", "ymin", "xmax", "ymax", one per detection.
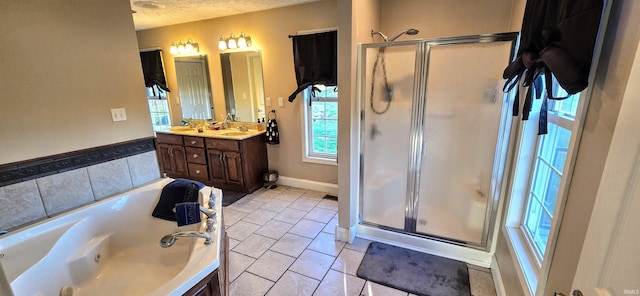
[
  {"xmin": 221, "ymin": 189, "xmax": 247, "ymax": 207},
  {"xmin": 357, "ymin": 242, "xmax": 471, "ymax": 296}
]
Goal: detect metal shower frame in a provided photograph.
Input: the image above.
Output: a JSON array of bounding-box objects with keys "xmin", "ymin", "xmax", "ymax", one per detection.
[{"xmin": 356, "ymin": 32, "xmax": 519, "ymax": 250}]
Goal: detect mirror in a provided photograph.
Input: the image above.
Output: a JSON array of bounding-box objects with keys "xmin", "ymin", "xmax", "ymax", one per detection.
[
  {"xmin": 175, "ymin": 55, "xmax": 214, "ymax": 119},
  {"xmin": 220, "ymin": 51, "xmax": 266, "ymax": 123}
]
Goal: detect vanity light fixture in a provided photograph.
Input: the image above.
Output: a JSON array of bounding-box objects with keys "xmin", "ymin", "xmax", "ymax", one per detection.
[
  {"xmin": 218, "ymin": 35, "xmax": 227, "ymax": 50},
  {"xmin": 169, "ymin": 39, "xmax": 199, "ymax": 55},
  {"xmin": 218, "ymin": 32, "xmax": 252, "ymax": 51},
  {"xmin": 227, "ymin": 34, "xmax": 237, "ymax": 49}
]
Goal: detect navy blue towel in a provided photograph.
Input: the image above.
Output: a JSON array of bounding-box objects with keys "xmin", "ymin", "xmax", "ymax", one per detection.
[{"xmin": 152, "ymin": 179, "xmax": 205, "ymax": 221}]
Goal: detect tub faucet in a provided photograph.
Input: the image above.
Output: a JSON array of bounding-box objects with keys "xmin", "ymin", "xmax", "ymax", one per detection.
[
  {"xmin": 200, "ymin": 206, "xmax": 216, "ymax": 232},
  {"xmin": 0, "ymin": 230, "xmax": 7, "ymax": 235},
  {"xmin": 160, "ymin": 231, "xmax": 212, "ymax": 248}
]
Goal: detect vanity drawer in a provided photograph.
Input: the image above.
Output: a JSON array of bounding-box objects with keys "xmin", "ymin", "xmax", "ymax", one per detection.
[
  {"xmin": 188, "ymin": 163, "xmax": 209, "ymax": 180},
  {"xmin": 185, "ymin": 147, "xmax": 207, "ymax": 165},
  {"xmin": 184, "ymin": 136, "xmax": 205, "ymax": 148},
  {"xmin": 156, "ymin": 133, "xmax": 183, "ymax": 145},
  {"xmin": 205, "ymin": 138, "xmax": 240, "ymax": 152}
]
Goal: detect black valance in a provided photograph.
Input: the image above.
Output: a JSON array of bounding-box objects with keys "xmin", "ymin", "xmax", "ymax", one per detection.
[
  {"xmin": 288, "ymin": 30, "xmax": 337, "ymax": 102},
  {"xmin": 140, "ymin": 50, "xmax": 171, "ymax": 92},
  {"xmin": 503, "ymin": 0, "xmax": 604, "ymax": 134}
]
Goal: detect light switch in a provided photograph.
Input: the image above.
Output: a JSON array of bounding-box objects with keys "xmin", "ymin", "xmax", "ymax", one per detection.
[
  {"xmin": 278, "ymin": 97, "xmax": 284, "ymax": 107},
  {"xmin": 110, "ymin": 108, "xmax": 127, "ymax": 122},
  {"xmin": 266, "ymin": 97, "xmax": 272, "ymax": 107}
]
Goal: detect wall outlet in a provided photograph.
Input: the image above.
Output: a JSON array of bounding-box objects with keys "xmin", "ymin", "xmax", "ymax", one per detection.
[
  {"xmin": 278, "ymin": 97, "xmax": 284, "ymax": 107},
  {"xmin": 110, "ymin": 108, "xmax": 127, "ymax": 122},
  {"xmin": 266, "ymin": 97, "xmax": 272, "ymax": 107}
]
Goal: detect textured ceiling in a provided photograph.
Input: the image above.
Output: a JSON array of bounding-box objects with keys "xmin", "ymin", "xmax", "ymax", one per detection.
[{"xmin": 131, "ymin": 0, "xmax": 321, "ymax": 30}]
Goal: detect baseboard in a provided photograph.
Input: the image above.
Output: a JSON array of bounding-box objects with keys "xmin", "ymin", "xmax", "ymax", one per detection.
[
  {"xmin": 276, "ymin": 176, "xmax": 338, "ymax": 194},
  {"xmin": 491, "ymin": 255, "xmax": 507, "ymax": 296},
  {"xmin": 335, "ymin": 224, "xmax": 357, "ymax": 243}
]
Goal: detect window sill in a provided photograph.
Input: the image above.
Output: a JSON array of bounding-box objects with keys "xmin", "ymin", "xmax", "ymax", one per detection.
[
  {"xmin": 302, "ymin": 156, "xmax": 337, "ymax": 166},
  {"xmin": 504, "ymin": 226, "xmax": 539, "ymax": 296}
]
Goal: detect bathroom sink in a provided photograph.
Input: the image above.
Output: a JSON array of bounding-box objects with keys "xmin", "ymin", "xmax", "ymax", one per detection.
[{"xmin": 222, "ymin": 131, "xmax": 249, "ymax": 136}]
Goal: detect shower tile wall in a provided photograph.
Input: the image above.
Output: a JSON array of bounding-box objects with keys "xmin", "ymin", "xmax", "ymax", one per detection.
[{"xmin": 0, "ymin": 151, "xmax": 160, "ymax": 230}]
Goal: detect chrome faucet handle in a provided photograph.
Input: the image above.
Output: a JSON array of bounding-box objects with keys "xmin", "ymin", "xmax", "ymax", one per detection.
[
  {"xmin": 199, "ymin": 206, "xmax": 216, "ymax": 219},
  {"xmin": 205, "ymin": 218, "xmax": 216, "ymax": 233},
  {"xmin": 208, "ymin": 189, "xmax": 216, "ymax": 209}
]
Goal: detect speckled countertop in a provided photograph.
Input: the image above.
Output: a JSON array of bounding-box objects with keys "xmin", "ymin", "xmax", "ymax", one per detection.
[{"xmin": 155, "ymin": 126, "xmax": 266, "ymax": 140}]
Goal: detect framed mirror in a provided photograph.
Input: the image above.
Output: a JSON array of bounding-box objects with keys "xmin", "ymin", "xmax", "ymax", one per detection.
[
  {"xmin": 174, "ymin": 55, "xmax": 214, "ymax": 119},
  {"xmin": 220, "ymin": 51, "xmax": 266, "ymax": 123}
]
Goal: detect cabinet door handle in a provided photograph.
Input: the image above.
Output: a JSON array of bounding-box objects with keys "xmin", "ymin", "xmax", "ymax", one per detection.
[
  {"xmin": 191, "ymin": 140, "xmax": 197, "ymax": 145},
  {"xmin": 219, "ymin": 154, "xmax": 223, "ymax": 163},
  {"xmin": 169, "ymin": 147, "xmax": 173, "ymax": 157},
  {"xmin": 195, "ymin": 169, "xmax": 201, "ymax": 174},
  {"xmin": 192, "ymin": 154, "xmax": 199, "ymax": 159}
]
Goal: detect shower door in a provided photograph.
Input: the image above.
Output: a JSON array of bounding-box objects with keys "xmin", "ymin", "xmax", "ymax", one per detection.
[
  {"xmin": 359, "ymin": 33, "xmax": 517, "ymax": 249},
  {"xmin": 360, "ymin": 42, "xmax": 419, "ymax": 230}
]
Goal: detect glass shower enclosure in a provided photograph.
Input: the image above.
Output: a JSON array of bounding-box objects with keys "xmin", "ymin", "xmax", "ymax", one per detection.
[{"xmin": 358, "ymin": 33, "xmax": 518, "ymax": 249}]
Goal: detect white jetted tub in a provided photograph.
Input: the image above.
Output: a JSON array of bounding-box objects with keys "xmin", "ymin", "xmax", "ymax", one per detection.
[{"xmin": 0, "ymin": 178, "xmax": 223, "ymax": 296}]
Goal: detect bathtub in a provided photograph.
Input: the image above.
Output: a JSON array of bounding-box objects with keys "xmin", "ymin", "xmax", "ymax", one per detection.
[{"xmin": 0, "ymin": 178, "xmax": 224, "ymax": 296}]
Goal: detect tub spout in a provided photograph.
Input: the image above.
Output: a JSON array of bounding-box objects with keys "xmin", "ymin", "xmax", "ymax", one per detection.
[{"xmin": 160, "ymin": 231, "xmax": 212, "ymax": 248}]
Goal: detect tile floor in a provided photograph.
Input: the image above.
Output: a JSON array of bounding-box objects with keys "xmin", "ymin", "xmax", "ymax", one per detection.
[{"xmin": 223, "ymin": 186, "xmax": 497, "ymax": 296}]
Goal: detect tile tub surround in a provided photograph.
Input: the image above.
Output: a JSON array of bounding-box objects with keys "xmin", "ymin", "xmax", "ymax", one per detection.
[
  {"xmin": 0, "ymin": 150, "xmax": 160, "ymax": 230},
  {"xmin": 225, "ymin": 186, "xmax": 498, "ymax": 296}
]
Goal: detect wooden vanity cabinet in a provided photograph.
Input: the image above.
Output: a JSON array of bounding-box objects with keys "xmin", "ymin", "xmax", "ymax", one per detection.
[
  {"xmin": 156, "ymin": 134, "xmax": 189, "ymax": 178},
  {"xmin": 156, "ymin": 132, "xmax": 267, "ymax": 193},
  {"xmin": 184, "ymin": 136, "xmax": 210, "ymax": 182},
  {"xmin": 205, "ymin": 136, "xmax": 267, "ymax": 193}
]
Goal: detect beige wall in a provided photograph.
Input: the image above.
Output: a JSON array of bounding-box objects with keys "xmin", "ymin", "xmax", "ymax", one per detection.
[
  {"xmin": 495, "ymin": 1, "xmax": 640, "ymax": 295},
  {"xmin": 136, "ymin": 1, "xmax": 339, "ymax": 185},
  {"xmin": 380, "ymin": 0, "xmax": 518, "ymax": 39},
  {"xmin": 0, "ymin": 0, "xmax": 153, "ymax": 165},
  {"xmin": 337, "ymin": 0, "xmax": 381, "ymax": 234}
]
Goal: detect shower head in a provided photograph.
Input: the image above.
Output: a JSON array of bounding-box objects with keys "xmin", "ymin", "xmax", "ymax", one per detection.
[
  {"xmin": 371, "ymin": 30, "xmax": 389, "ymax": 42},
  {"xmin": 389, "ymin": 28, "xmax": 419, "ymax": 41}
]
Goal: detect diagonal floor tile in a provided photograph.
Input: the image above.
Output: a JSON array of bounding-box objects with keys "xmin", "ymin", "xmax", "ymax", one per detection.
[
  {"xmin": 308, "ymin": 232, "xmax": 346, "ymax": 256},
  {"xmin": 270, "ymin": 233, "xmax": 313, "ymax": 258},
  {"xmin": 255, "ymin": 219, "xmax": 294, "ymax": 240},
  {"xmin": 266, "ymin": 271, "xmax": 320, "ymax": 296},
  {"xmin": 227, "ymin": 221, "xmax": 261, "ymax": 241},
  {"xmin": 246, "ymin": 250, "xmax": 295, "ymax": 281},
  {"xmin": 229, "ymin": 251, "xmax": 256, "ymax": 282},
  {"xmin": 289, "ymin": 219, "xmax": 325, "ymax": 239},
  {"xmin": 232, "ymin": 233, "xmax": 276, "ymax": 258},
  {"xmin": 229, "ymin": 272, "xmax": 274, "ymax": 296},
  {"xmin": 331, "ymin": 248, "xmax": 365, "ymax": 276},
  {"xmin": 304, "ymin": 207, "xmax": 336, "ymax": 223},
  {"xmin": 362, "ymin": 281, "xmax": 409, "ymax": 296},
  {"xmin": 273, "ymin": 208, "xmax": 308, "ymax": 224},
  {"xmin": 313, "ymin": 269, "xmax": 365, "ymax": 296},
  {"xmin": 241, "ymin": 208, "xmax": 278, "ymax": 225},
  {"xmin": 289, "ymin": 249, "xmax": 336, "ymax": 280}
]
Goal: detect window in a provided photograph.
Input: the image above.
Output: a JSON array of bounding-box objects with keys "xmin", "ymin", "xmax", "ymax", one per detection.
[
  {"xmin": 522, "ymin": 92, "xmax": 576, "ymax": 261},
  {"xmin": 504, "ymin": 76, "xmax": 583, "ymax": 294},
  {"xmin": 302, "ymin": 85, "xmax": 338, "ymax": 164},
  {"xmin": 146, "ymin": 85, "xmax": 171, "ymax": 131}
]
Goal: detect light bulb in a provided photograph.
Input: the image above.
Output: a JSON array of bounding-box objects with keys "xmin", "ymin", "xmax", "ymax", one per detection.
[
  {"xmin": 238, "ymin": 32, "xmax": 247, "ymax": 48},
  {"xmin": 185, "ymin": 39, "xmax": 194, "ymax": 52},
  {"xmin": 169, "ymin": 42, "xmax": 178, "ymax": 54},
  {"xmin": 227, "ymin": 34, "xmax": 237, "ymax": 49},
  {"xmin": 177, "ymin": 40, "xmax": 186, "ymax": 54},
  {"xmin": 218, "ymin": 36, "xmax": 227, "ymax": 50}
]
